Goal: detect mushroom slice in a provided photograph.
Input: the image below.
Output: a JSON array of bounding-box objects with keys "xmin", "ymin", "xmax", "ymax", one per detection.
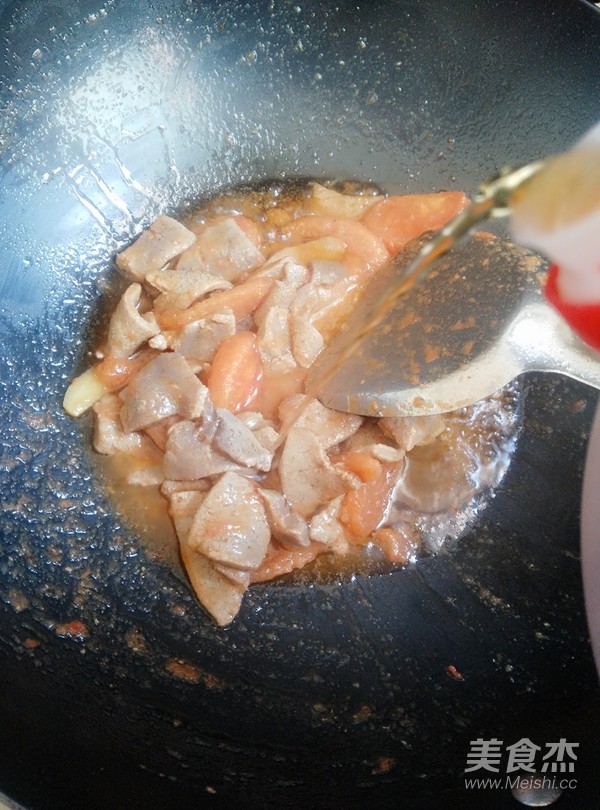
[
  {"xmin": 120, "ymin": 352, "xmax": 208, "ymax": 432},
  {"xmin": 106, "ymin": 283, "xmax": 160, "ymax": 359},
  {"xmin": 116, "ymin": 215, "xmax": 196, "ymax": 281},
  {"xmin": 187, "ymin": 472, "xmax": 271, "ymax": 570}
]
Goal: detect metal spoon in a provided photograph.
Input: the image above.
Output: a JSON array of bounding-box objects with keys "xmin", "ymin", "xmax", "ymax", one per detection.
[{"xmin": 308, "ymin": 164, "xmax": 600, "ymax": 417}]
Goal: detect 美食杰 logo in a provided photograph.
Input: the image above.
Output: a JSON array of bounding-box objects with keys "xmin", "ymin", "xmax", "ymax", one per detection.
[{"xmin": 463, "ymin": 737, "xmax": 578, "ymax": 798}]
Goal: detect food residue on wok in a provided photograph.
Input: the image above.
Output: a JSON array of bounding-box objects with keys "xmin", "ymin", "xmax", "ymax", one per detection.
[{"xmin": 64, "ymin": 180, "xmax": 519, "ymax": 626}]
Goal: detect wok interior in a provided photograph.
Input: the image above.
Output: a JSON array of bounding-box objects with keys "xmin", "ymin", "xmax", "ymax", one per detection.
[{"xmin": 1, "ymin": 1, "xmax": 600, "ymax": 807}]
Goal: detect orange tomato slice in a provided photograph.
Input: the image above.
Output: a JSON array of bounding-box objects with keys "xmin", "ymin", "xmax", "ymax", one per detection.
[{"xmin": 361, "ymin": 191, "xmax": 468, "ymax": 255}]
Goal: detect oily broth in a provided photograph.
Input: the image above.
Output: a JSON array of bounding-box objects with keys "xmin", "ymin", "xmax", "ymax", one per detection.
[
  {"xmin": 94, "ymin": 452, "xmax": 180, "ymax": 568},
  {"xmin": 289, "ymin": 381, "xmax": 521, "ymax": 584},
  {"xmin": 89, "ymin": 179, "xmax": 521, "ymax": 584},
  {"xmin": 95, "ymin": 381, "xmax": 520, "ymax": 584}
]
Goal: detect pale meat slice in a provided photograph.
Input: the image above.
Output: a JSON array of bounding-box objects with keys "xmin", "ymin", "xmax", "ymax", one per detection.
[
  {"xmin": 361, "ymin": 444, "xmax": 405, "ymax": 463},
  {"xmin": 213, "ymin": 408, "xmax": 273, "ymax": 472},
  {"xmin": 213, "ymin": 564, "xmax": 252, "ymax": 589},
  {"xmin": 379, "ymin": 415, "xmax": 446, "ymax": 452},
  {"xmin": 254, "ymin": 257, "xmax": 310, "ymax": 286},
  {"xmin": 309, "ymin": 495, "xmax": 350, "ymax": 553},
  {"xmin": 310, "ymin": 183, "xmax": 383, "ymax": 219},
  {"xmin": 186, "ymin": 472, "xmax": 271, "ymax": 570},
  {"xmin": 120, "ymin": 352, "xmax": 208, "ymax": 432},
  {"xmin": 145, "ymin": 415, "xmax": 181, "ymax": 452},
  {"xmin": 290, "ymin": 315, "xmax": 324, "ymax": 368},
  {"xmin": 253, "ymin": 425, "xmax": 279, "ymax": 452},
  {"xmin": 175, "ymin": 218, "xmax": 264, "ymax": 283},
  {"xmin": 93, "ymin": 394, "xmax": 147, "ymax": 455},
  {"xmin": 256, "ymin": 306, "xmax": 297, "ymax": 373},
  {"xmin": 289, "ymin": 278, "xmax": 335, "ymax": 323},
  {"xmin": 290, "ymin": 273, "xmax": 361, "ymax": 335},
  {"xmin": 309, "ymin": 259, "xmax": 349, "ymax": 285},
  {"xmin": 115, "ymin": 215, "xmax": 196, "ymax": 281},
  {"xmin": 161, "ymin": 479, "xmax": 211, "ymax": 496},
  {"xmin": 341, "ymin": 423, "xmax": 405, "ymax": 462},
  {"xmin": 235, "ymin": 411, "xmax": 274, "ymax": 430},
  {"xmin": 283, "ymin": 216, "xmax": 389, "ymax": 274},
  {"xmin": 258, "ymin": 488, "xmax": 310, "ymax": 548},
  {"xmin": 147, "ymin": 265, "xmax": 231, "ymax": 311},
  {"xmin": 166, "ymin": 489, "xmax": 208, "ymax": 542},
  {"xmin": 280, "ymin": 395, "xmax": 363, "ymax": 451},
  {"xmin": 169, "ymin": 488, "xmax": 248, "ymax": 622},
  {"xmin": 180, "ymin": 543, "xmax": 246, "ymax": 627},
  {"xmin": 261, "ymin": 237, "xmax": 346, "ymax": 271},
  {"xmin": 173, "ymin": 309, "xmax": 236, "ymax": 363},
  {"xmin": 254, "ymin": 279, "xmax": 299, "ymax": 328},
  {"xmin": 236, "ymin": 412, "xmax": 279, "ymax": 452},
  {"xmin": 163, "ymin": 419, "xmax": 244, "ymax": 480},
  {"xmin": 279, "ymin": 427, "xmax": 356, "ymax": 519},
  {"xmin": 106, "ymin": 283, "xmax": 160, "ymax": 359},
  {"xmin": 148, "ymin": 333, "xmax": 169, "ymax": 351}
]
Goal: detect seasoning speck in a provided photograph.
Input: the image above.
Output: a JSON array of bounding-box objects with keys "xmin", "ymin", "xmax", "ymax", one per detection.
[
  {"xmin": 352, "ymin": 705, "xmax": 373, "ymax": 724},
  {"xmin": 371, "ymin": 756, "xmax": 396, "ymax": 775},
  {"xmin": 7, "ymin": 588, "xmax": 29, "ymax": 613},
  {"xmin": 124, "ymin": 627, "xmax": 148, "ymax": 653},
  {"xmin": 447, "ymin": 664, "xmax": 464, "ymax": 681},
  {"xmin": 55, "ymin": 620, "xmax": 88, "ymax": 640},
  {"xmin": 165, "ymin": 659, "xmax": 201, "ymax": 683}
]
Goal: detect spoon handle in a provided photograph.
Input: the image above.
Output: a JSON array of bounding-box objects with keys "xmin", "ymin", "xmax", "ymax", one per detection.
[{"xmin": 509, "ymin": 301, "xmax": 600, "ymax": 390}]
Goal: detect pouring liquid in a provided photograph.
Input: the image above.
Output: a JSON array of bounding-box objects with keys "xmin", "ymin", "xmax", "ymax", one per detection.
[{"xmin": 306, "ymin": 165, "xmax": 542, "ymax": 409}]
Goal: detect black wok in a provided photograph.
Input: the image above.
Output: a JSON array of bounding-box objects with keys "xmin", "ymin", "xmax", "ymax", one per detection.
[{"xmin": 1, "ymin": 1, "xmax": 600, "ymax": 808}]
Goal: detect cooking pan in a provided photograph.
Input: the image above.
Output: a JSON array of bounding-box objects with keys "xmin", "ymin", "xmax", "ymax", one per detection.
[{"xmin": 1, "ymin": 1, "xmax": 600, "ymax": 808}]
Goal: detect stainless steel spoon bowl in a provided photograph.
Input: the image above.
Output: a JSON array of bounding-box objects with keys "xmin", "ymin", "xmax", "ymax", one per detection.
[{"xmin": 311, "ymin": 232, "xmax": 600, "ymax": 417}]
